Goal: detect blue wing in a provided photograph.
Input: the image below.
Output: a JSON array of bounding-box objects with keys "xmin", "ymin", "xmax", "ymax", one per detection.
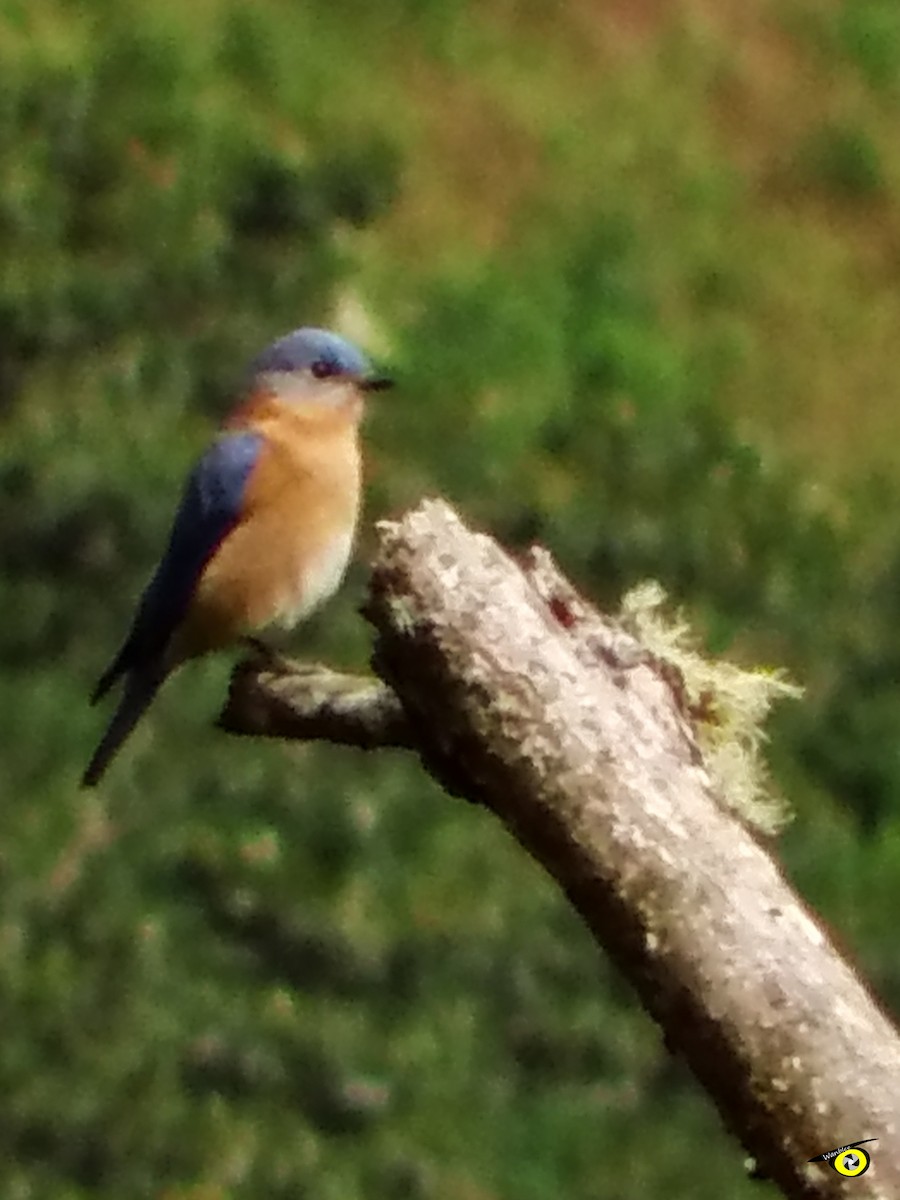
[{"xmin": 92, "ymin": 430, "xmax": 265, "ymax": 702}]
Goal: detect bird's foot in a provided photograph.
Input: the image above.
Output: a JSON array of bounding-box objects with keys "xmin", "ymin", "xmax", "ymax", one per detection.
[{"xmin": 241, "ymin": 636, "xmax": 292, "ymax": 672}]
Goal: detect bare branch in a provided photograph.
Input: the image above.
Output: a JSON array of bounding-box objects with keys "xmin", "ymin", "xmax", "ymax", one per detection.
[
  {"xmin": 219, "ymin": 499, "xmax": 900, "ymax": 1200},
  {"xmin": 218, "ymin": 650, "xmax": 410, "ymax": 749}
]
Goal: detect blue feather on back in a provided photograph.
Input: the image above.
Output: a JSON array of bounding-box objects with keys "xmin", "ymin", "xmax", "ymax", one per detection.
[{"xmin": 93, "ymin": 431, "xmax": 264, "ymax": 697}]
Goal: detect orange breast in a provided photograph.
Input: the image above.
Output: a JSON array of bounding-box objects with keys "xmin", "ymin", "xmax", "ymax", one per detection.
[{"xmin": 173, "ymin": 405, "xmax": 362, "ymax": 658}]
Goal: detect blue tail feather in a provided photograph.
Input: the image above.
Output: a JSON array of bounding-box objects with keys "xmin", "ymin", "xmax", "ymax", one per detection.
[{"xmin": 81, "ymin": 668, "xmax": 168, "ymax": 788}]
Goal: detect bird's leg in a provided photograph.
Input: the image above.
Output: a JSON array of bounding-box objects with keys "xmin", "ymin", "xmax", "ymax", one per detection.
[
  {"xmin": 243, "ymin": 635, "xmax": 273, "ymax": 656},
  {"xmin": 241, "ymin": 636, "xmax": 293, "ymax": 672}
]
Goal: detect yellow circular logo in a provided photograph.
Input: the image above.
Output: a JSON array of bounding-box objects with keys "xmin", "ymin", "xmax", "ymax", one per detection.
[{"xmin": 833, "ymin": 1148, "xmax": 870, "ymax": 1177}]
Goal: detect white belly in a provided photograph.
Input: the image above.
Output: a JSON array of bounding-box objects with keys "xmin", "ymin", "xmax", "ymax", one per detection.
[{"xmin": 278, "ymin": 524, "xmax": 355, "ymax": 629}]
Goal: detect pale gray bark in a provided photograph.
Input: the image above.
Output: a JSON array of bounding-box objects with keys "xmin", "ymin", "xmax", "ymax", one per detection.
[{"xmin": 220, "ymin": 499, "xmax": 900, "ymax": 1200}]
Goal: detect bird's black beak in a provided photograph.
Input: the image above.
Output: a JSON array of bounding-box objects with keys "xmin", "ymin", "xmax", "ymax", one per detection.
[{"xmin": 360, "ymin": 375, "xmax": 394, "ymax": 393}]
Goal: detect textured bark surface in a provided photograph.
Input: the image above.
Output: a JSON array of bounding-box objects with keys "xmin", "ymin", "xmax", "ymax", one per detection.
[
  {"xmin": 221, "ymin": 499, "xmax": 900, "ymax": 1200},
  {"xmin": 219, "ymin": 652, "xmax": 409, "ymax": 748}
]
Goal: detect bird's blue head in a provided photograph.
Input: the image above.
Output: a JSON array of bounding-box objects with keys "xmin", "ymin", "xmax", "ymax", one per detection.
[{"xmin": 247, "ymin": 327, "xmax": 392, "ymax": 403}]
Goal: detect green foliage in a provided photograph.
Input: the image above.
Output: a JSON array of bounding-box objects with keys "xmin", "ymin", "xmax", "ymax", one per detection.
[
  {"xmin": 3, "ymin": 0, "xmax": 900, "ymax": 1198},
  {"xmin": 836, "ymin": 0, "xmax": 900, "ymax": 91},
  {"xmin": 792, "ymin": 120, "xmax": 886, "ymax": 198}
]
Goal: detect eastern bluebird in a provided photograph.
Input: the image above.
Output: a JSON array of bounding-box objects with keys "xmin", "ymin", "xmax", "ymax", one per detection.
[{"xmin": 82, "ymin": 326, "xmax": 392, "ymax": 787}]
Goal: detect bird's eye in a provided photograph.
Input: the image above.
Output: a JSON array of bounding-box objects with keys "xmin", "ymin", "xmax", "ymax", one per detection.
[{"xmin": 311, "ymin": 359, "xmax": 337, "ymax": 379}]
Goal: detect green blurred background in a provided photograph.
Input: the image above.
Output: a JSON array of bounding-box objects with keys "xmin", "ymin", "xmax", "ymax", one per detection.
[{"xmin": 2, "ymin": 0, "xmax": 900, "ymax": 1195}]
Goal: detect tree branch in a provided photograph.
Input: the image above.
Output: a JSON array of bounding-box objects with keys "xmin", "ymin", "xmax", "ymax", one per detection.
[
  {"xmin": 218, "ymin": 653, "xmax": 410, "ymax": 749},
  {"xmin": 219, "ymin": 499, "xmax": 900, "ymax": 1200}
]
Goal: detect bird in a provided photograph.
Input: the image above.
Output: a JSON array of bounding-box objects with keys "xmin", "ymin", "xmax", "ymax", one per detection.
[{"xmin": 82, "ymin": 326, "xmax": 392, "ymax": 787}]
